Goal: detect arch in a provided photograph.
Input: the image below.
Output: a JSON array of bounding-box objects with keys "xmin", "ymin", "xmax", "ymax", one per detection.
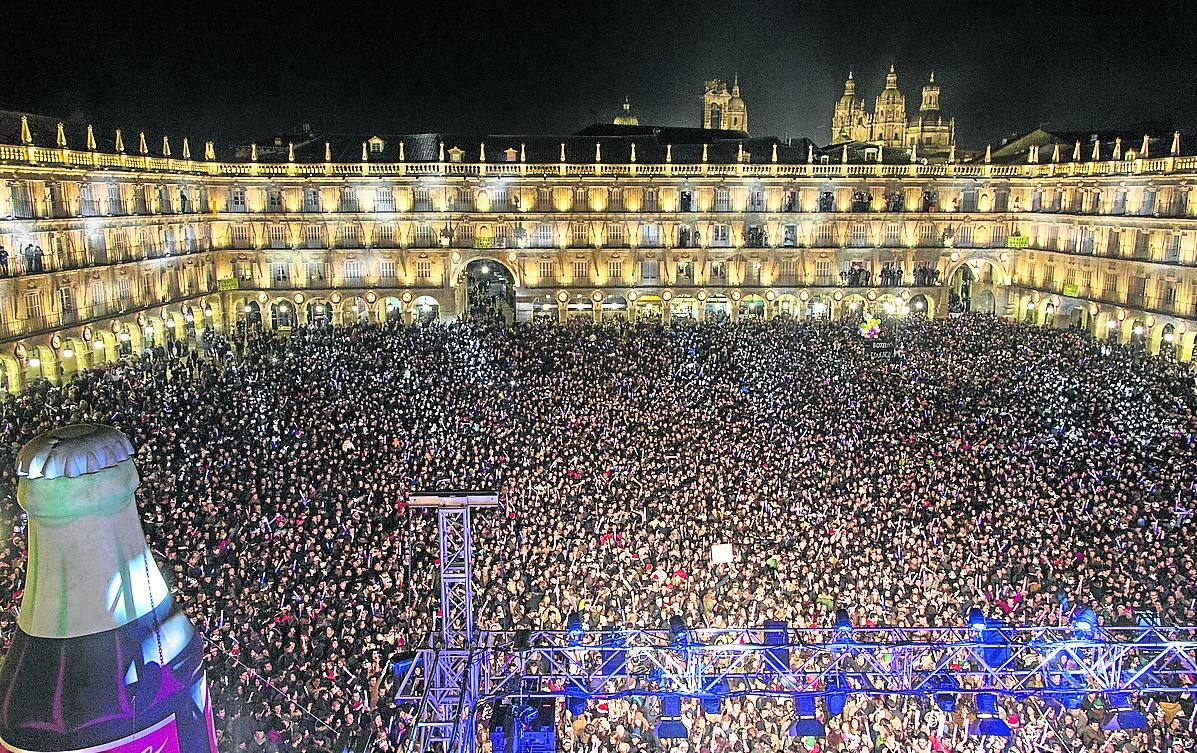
[
  {"xmin": 1064, "ymin": 304, "xmax": 1092, "ymax": 334},
  {"xmin": 671, "ymin": 295, "xmax": 698, "ymax": 320},
  {"xmin": 1152, "ymin": 321, "xmax": 1178, "ymax": 357},
  {"xmin": 59, "ymin": 337, "xmax": 89, "ymax": 378},
  {"xmin": 909, "ymin": 293, "xmax": 934, "ymax": 318},
  {"xmin": 271, "ymin": 299, "xmax": 297, "ymax": 329},
  {"xmin": 381, "ymin": 296, "xmax": 403, "ymax": 323},
  {"xmin": 240, "ymin": 299, "xmax": 263, "ymax": 326},
  {"xmin": 1122, "ymin": 317, "xmax": 1146, "ymax": 348},
  {"xmin": 808, "ymin": 295, "xmax": 833, "ymax": 320},
  {"xmin": 601, "ymin": 294, "xmax": 628, "ymax": 322},
  {"xmin": 0, "ymin": 353, "xmax": 21, "ymax": 394},
  {"xmin": 307, "ymin": 299, "xmax": 333, "ymax": 325},
  {"xmin": 1179, "ymin": 329, "xmax": 1196, "ymax": 362},
  {"xmin": 701, "ymin": 294, "xmax": 728, "ymax": 322},
  {"xmin": 462, "ymin": 257, "xmax": 517, "ymax": 319},
  {"xmin": 634, "ymin": 294, "xmax": 664, "ymax": 321},
  {"xmin": 740, "ymin": 294, "xmax": 766, "ymax": 319},
  {"xmin": 94, "ymin": 330, "xmax": 118, "ymax": 364},
  {"xmin": 413, "ymin": 295, "xmax": 440, "ymax": 322},
  {"xmin": 840, "ymin": 293, "xmax": 867, "ymax": 320},
  {"xmin": 25, "ymin": 344, "xmax": 57, "ymax": 385},
  {"xmin": 451, "ymin": 253, "xmax": 523, "ymax": 289},
  {"xmin": 342, "ymin": 296, "xmax": 370, "ymax": 325},
  {"xmin": 565, "ymin": 294, "xmax": 591, "ymax": 320},
  {"xmin": 1039, "ymin": 298, "xmax": 1058, "ymax": 327},
  {"xmin": 775, "ymin": 294, "xmax": 801, "ymax": 318},
  {"xmin": 531, "ymin": 295, "xmax": 559, "ymax": 321}
]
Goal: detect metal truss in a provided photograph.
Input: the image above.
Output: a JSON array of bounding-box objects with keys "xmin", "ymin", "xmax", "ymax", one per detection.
[
  {"xmin": 402, "ymin": 492, "xmax": 497, "ymax": 753},
  {"xmin": 394, "ymin": 496, "xmax": 1197, "ymax": 753},
  {"xmin": 474, "ymin": 625, "xmax": 1197, "ymax": 704}
]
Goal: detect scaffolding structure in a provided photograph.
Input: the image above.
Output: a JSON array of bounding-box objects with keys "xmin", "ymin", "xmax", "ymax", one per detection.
[{"xmin": 395, "ymin": 494, "xmax": 1197, "ymax": 753}]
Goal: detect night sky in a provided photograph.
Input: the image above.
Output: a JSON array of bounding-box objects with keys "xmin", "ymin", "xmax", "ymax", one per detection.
[{"xmin": 4, "ymin": 1, "xmax": 1195, "ymax": 148}]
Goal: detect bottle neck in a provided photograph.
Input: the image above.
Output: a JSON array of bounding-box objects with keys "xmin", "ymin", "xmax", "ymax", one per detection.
[{"xmin": 19, "ymin": 465, "xmax": 169, "ymax": 639}]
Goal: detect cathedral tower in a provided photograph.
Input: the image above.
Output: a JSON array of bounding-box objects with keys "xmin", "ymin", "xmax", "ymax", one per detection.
[
  {"xmin": 703, "ymin": 76, "xmax": 748, "ymax": 133},
  {"xmin": 871, "ymin": 64, "xmax": 907, "ymax": 147}
]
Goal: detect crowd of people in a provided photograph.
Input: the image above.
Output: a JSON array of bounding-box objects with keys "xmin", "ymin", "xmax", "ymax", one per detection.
[
  {"xmin": 0, "ymin": 313, "xmax": 1196, "ymax": 753},
  {"xmin": 0, "ymin": 242, "xmax": 45, "ymax": 276}
]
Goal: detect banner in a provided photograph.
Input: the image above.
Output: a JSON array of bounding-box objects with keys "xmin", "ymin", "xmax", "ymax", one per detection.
[
  {"xmin": 216, "ymin": 278, "xmax": 240, "ymax": 291},
  {"xmin": 1, "ymin": 716, "xmax": 179, "ymax": 753}
]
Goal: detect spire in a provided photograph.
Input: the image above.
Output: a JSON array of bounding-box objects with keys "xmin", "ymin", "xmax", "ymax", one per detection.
[
  {"xmin": 115, "ymin": 128, "xmax": 125, "ymax": 153},
  {"xmin": 439, "ymin": 141, "xmax": 445, "ymax": 162},
  {"xmin": 325, "ymin": 141, "xmax": 332, "ymax": 161},
  {"xmin": 182, "ymin": 137, "xmax": 190, "ymax": 160},
  {"xmin": 1073, "ymin": 140, "xmax": 1081, "ymax": 161},
  {"xmin": 666, "ymin": 143, "xmax": 672, "ymax": 162},
  {"xmin": 56, "ymin": 122, "xmax": 67, "ymax": 148},
  {"xmin": 1092, "ymin": 139, "xmax": 1100, "ymax": 160},
  {"xmin": 288, "ymin": 141, "xmax": 295, "ymax": 162},
  {"xmin": 842, "ymin": 143, "xmax": 848, "ymax": 163},
  {"xmin": 843, "ymin": 70, "xmax": 857, "ymax": 97},
  {"xmin": 479, "ymin": 142, "xmax": 486, "ymax": 162},
  {"xmin": 630, "ymin": 142, "xmax": 636, "ymax": 162},
  {"xmin": 162, "ymin": 135, "xmax": 171, "ymax": 157},
  {"xmin": 886, "ymin": 63, "xmax": 898, "ymax": 88},
  {"xmin": 1113, "ymin": 136, "xmax": 1122, "ymax": 160},
  {"xmin": 984, "ymin": 144, "xmax": 992, "ymax": 163},
  {"xmin": 519, "ymin": 142, "xmax": 525, "ymax": 162},
  {"xmin": 910, "ymin": 141, "xmax": 918, "ymax": 163},
  {"xmin": 808, "ymin": 143, "xmax": 814, "ymax": 163},
  {"xmin": 737, "ymin": 141, "xmax": 743, "ymax": 162},
  {"xmin": 929, "ymin": 70, "xmax": 935, "ymax": 83},
  {"xmin": 1141, "ymin": 134, "xmax": 1150, "ymax": 158},
  {"xmin": 205, "ymin": 140, "xmax": 215, "ymax": 160},
  {"xmin": 138, "ymin": 131, "xmax": 148, "ymax": 155},
  {"xmin": 771, "ymin": 143, "xmax": 778, "ymax": 163},
  {"xmin": 702, "ymin": 143, "xmax": 708, "ymax": 162},
  {"xmin": 251, "ymin": 143, "xmax": 258, "ymax": 161},
  {"xmin": 595, "ymin": 142, "xmax": 601, "ymax": 162},
  {"xmin": 86, "ymin": 124, "xmax": 96, "ymax": 151},
  {"xmin": 559, "ymin": 142, "xmax": 566, "ymax": 162},
  {"xmin": 1052, "ymin": 143, "xmax": 1060, "ymax": 163},
  {"xmin": 949, "ymin": 143, "xmax": 956, "ymax": 163},
  {"xmin": 1172, "ymin": 130, "xmax": 1181, "ymax": 157},
  {"xmin": 20, "ymin": 114, "xmax": 32, "ymax": 145},
  {"xmin": 361, "ymin": 141, "xmax": 368, "ymax": 161},
  {"xmin": 399, "ymin": 140, "xmax": 405, "ymax": 161}
]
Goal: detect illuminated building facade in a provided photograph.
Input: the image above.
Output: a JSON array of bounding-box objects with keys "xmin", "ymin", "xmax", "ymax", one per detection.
[
  {"xmin": 1, "ymin": 110, "xmax": 1195, "ymax": 392},
  {"xmin": 832, "ymin": 67, "xmax": 956, "ymax": 155}
]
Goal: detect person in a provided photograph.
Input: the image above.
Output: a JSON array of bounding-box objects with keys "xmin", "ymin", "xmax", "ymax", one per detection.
[
  {"xmin": 0, "ymin": 244, "xmax": 7, "ymax": 276},
  {"xmin": 0, "ymin": 313, "xmax": 1194, "ymax": 752}
]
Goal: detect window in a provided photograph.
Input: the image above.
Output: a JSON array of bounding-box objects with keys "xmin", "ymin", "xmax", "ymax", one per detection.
[
  {"xmin": 640, "ymin": 260, "xmax": 659, "ymax": 282},
  {"xmin": 608, "ymin": 188, "xmax": 624, "ymax": 211},
  {"xmin": 267, "ymin": 188, "xmax": 284, "ymax": 212},
  {"xmin": 779, "ymin": 258, "xmax": 799, "ymax": 281},
  {"xmin": 748, "ymin": 189, "xmax": 765, "ymax": 212},
  {"xmin": 607, "ymin": 259, "xmax": 624, "ymax": 281},
  {"xmin": 957, "ymin": 225, "xmax": 974, "ymax": 247},
  {"xmin": 339, "ymin": 188, "xmax": 358, "ymax": 212},
  {"xmin": 338, "ymin": 223, "xmax": 362, "ymax": 247},
  {"xmin": 303, "ymin": 188, "xmax": 321, "ymax": 212},
  {"xmin": 642, "ymin": 188, "xmax": 659, "ymax": 211},
  {"xmin": 142, "ymin": 273, "xmax": 156, "ymax": 299},
  {"xmin": 571, "ymin": 224, "xmax": 590, "ymax": 247},
  {"xmin": 709, "ymin": 261, "xmax": 727, "ymax": 282},
  {"xmin": 379, "ymin": 259, "xmax": 397, "ymax": 280},
  {"xmin": 676, "ymin": 261, "xmax": 694, "ymax": 282},
  {"xmin": 270, "ymin": 262, "xmax": 289, "ymax": 283},
  {"xmin": 539, "ymin": 259, "xmax": 554, "ymax": 281},
  {"xmin": 368, "ymin": 137, "xmax": 384, "ymax": 154},
  {"xmin": 815, "ymin": 223, "xmax": 835, "ymax": 247},
  {"xmin": 535, "ymin": 188, "xmax": 552, "ymax": 211},
  {"xmin": 573, "ymin": 187, "xmax": 589, "ymax": 210},
  {"xmin": 107, "ymin": 184, "xmax": 125, "ymax": 215},
  {"xmin": 24, "ymin": 291, "xmax": 44, "ymax": 320},
  {"xmin": 641, "ymin": 224, "xmax": 660, "ymax": 247},
  {"xmin": 606, "ymin": 223, "xmax": 625, "ymax": 246},
  {"xmin": 268, "ymin": 224, "xmax": 288, "ymax": 249},
  {"xmin": 376, "ymin": 224, "xmax": 396, "ymax": 247},
  {"xmin": 572, "ymin": 260, "xmax": 589, "ymax": 281},
  {"xmin": 90, "ymin": 280, "xmax": 106, "ymax": 309},
  {"xmin": 849, "ymin": 223, "xmax": 868, "ymax": 247},
  {"xmin": 416, "ymin": 260, "xmax": 433, "ymax": 282},
  {"xmin": 1102, "ymin": 273, "xmax": 1117, "ymax": 298},
  {"xmin": 815, "ymin": 260, "xmax": 834, "ymax": 284},
  {"xmin": 491, "ymin": 187, "xmax": 508, "ymax": 211},
  {"xmin": 343, "ymin": 259, "xmax": 364, "ymax": 282},
  {"xmin": 711, "ymin": 224, "xmax": 730, "ymax": 247},
  {"xmin": 782, "ymin": 224, "xmax": 798, "ymax": 247},
  {"xmin": 883, "ymin": 223, "xmax": 901, "ymax": 247},
  {"xmin": 411, "ymin": 222, "xmax": 435, "ymax": 246},
  {"xmin": 1164, "ymin": 234, "xmax": 1182, "ymax": 262},
  {"xmin": 413, "ymin": 187, "xmax": 432, "ymax": 211},
  {"xmin": 495, "ymin": 224, "xmax": 512, "ymax": 247},
  {"xmin": 533, "ymin": 224, "xmax": 555, "ymax": 248},
  {"xmin": 714, "ymin": 188, "xmax": 730, "ymax": 212},
  {"xmin": 376, "ymin": 187, "xmax": 395, "ymax": 212},
  {"xmin": 305, "ymin": 261, "xmax": 327, "ymax": 283},
  {"xmin": 230, "ymin": 224, "xmax": 250, "ymax": 248},
  {"xmin": 229, "ymin": 186, "xmax": 246, "ymax": 212},
  {"xmin": 116, "ymin": 278, "xmax": 131, "ymax": 301},
  {"xmin": 304, "ymin": 224, "xmax": 326, "ymax": 248}
]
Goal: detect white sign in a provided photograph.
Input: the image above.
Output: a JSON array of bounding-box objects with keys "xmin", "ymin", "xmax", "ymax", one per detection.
[{"xmin": 711, "ymin": 543, "xmax": 734, "ymax": 564}]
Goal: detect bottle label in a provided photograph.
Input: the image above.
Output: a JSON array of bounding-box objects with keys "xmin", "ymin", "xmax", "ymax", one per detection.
[{"xmin": 0, "ymin": 715, "xmax": 180, "ymax": 753}]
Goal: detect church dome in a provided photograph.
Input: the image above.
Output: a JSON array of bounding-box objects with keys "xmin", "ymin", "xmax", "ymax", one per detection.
[
  {"xmin": 728, "ymin": 95, "xmax": 745, "ymax": 111},
  {"xmin": 613, "ymin": 97, "xmax": 639, "ymax": 126}
]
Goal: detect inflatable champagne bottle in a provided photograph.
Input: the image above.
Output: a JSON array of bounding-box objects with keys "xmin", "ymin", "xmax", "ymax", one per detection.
[{"xmin": 0, "ymin": 424, "xmax": 217, "ymax": 753}]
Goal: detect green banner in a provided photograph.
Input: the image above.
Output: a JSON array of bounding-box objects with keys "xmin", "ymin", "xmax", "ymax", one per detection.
[{"xmin": 217, "ymin": 278, "xmax": 240, "ymax": 291}]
